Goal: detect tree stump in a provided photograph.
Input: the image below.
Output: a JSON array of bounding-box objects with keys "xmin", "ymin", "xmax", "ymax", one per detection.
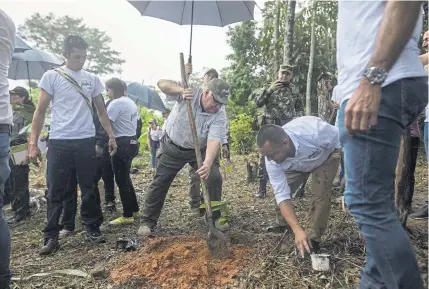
[{"xmin": 395, "ymin": 129, "xmax": 412, "ymax": 227}]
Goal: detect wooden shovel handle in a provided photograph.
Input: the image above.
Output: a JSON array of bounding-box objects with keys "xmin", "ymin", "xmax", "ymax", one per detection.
[{"xmin": 179, "ymin": 53, "xmax": 213, "ymax": 218}]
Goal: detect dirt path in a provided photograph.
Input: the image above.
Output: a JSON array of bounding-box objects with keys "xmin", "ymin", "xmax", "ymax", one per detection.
[{"xmin": 7, "ymin": 154, "xmax": 428, "ymax": 289}]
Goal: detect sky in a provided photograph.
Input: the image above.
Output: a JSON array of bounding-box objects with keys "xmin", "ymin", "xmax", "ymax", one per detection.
[{"xmin": 2, "ymin": 0, "xmax": 263, "ymax": 87}]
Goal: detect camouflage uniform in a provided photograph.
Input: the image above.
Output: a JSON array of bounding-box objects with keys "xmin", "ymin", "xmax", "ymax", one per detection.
[{"xmin": 252, "ymin": 76, "xmax": 304, "ymax": 196}]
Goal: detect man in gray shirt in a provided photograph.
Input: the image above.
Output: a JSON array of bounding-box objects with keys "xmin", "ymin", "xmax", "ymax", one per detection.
[{"xmin": 137, "ymin": 78, "xmax": 229, "ymax": 237}]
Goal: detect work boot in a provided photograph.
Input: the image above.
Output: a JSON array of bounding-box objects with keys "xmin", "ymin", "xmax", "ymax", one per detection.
[
  {"xmin": 104, "ymin": 202, "xmax": 116, "ymax": 213},
  {"xmin": 59, "ymin": 229, "xmax": 75, "ymax": 239},
  {"xmin": 7, "ymin": 211, "xmax": 30, "ymax": 224},
  {"xmin": 85, "ymin": 225, "xmax": 106, "ymax": 243},
  {"xmin": 310, "ymin": 240, "xmax": 320, "ymax": 254},
  {"xmin": 215, "ymin": 219, "xmax": 230, "ymax": 232},
  {"xmin": 190, "ymin": 207, "xmax": 203, "ymax": 217},
  {"xmin": 410, "ymin": 206, "xmax": 428, "ymax": 220},
  {"xmin": 255, "ymin": 182, "xmax": 267, "ymax": 199},
  {"xmin": 39, "ymin": 238, "xmax": 60, "ymax": 255},
  {"xmin": 137, "ymin": 224, "xmax": 152, "ymax": 237}
]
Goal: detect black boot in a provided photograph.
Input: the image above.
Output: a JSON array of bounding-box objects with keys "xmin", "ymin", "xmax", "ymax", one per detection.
[
  {"xmin": 255, "ymin": 182, "xmax": 267, "ymax": 198},
  {"xmin": 39, "ymin": 238, "xmax": 60, "ymax": 255},
  {"xmin": 410, "ymin": 206, "xmax": 428, "ymax": 220}
]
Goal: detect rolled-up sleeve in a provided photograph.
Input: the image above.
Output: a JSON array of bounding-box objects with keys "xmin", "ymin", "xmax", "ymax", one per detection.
[
  {"xmin": 165, "ymin": 81, "xmax": 183, "ymax": 102},
  {"xmin": 208, "ymin": 110, "xmax": 227, "ymax": 143},
  {"xmin": 265, "ymin": 159, "xmax": 291, "ymax": 205}
]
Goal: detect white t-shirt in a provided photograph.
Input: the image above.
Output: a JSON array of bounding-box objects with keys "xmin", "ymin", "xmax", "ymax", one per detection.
[
  {"xmin": 39, "ymin": 66, "xmax": 104, "ymax": 139},
  {"xmin": 337, "ymin": 2, "xmax": 426, "ymax": 105},
  {"xmin": 149, "ymin": 126, "xmax": 162, "ymax": 141},
  {"xmin": 107, "ymin": 96, "xmax": 138, "ymax": 138},
  {"xmin": 265, "ymin": 116, "xmax": 341, "ymax": 205},
  {"xmin": 425, "ymin": 105, "xmax": 428, "ymax": 123},
  {"xmin": 0, "ymin": 10, "xmax": 15, "ymax": 125}
]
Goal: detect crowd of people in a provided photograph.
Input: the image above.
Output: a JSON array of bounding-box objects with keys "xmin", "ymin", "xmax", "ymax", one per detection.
[{"xmin": 0, "ymin": 2, "xmax": 429, "ymax": 289}]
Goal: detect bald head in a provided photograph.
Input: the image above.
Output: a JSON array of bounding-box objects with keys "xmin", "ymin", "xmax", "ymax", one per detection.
[{"xmin": 256, "ymin": 124, "xmax": 287, "ymax": 148}]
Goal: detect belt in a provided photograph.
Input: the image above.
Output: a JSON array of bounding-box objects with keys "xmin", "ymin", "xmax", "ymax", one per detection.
[
  {"xmin": 166, "ymin": 134, "xmax": 197, "ymax": 152},
  {"xmin": 0, "ymin": 124, "xmax": 11, "ymax": 134}
]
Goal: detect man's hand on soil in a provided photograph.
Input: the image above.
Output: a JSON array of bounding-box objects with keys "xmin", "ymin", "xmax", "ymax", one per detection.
[{"xmin": 294, "ymin": 229, "xmax": 312, "ymax": 258}]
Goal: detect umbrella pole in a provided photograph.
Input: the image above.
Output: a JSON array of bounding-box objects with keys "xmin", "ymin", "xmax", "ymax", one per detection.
[
  {"xmin": 188, "ymin": 0, "xmax": 194, "ymax": 65},
  {"xmin": 26, "ymin": 61, "xmax": 31, "ymax": 94}
]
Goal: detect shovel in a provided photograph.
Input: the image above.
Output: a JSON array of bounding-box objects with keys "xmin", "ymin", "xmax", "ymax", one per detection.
[{"xmin": 179, "ymin": 53, "xmax": 230, "ymax": 258}]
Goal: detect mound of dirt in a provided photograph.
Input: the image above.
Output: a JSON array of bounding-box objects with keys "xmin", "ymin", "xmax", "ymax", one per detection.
[{"xmin": 110, "ymin": 236, "xmax": 252, "ymax": 288}]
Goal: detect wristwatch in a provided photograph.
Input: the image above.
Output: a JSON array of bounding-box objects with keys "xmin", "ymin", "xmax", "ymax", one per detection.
[{"xmin": 363, "ymin": 67, "xmax": 388, "ymax": 85}]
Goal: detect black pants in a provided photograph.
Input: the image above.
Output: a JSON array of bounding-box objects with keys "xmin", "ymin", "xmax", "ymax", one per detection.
[
  {"xmin": 60, "ymin": 150, "xmax": 114, "ymax": 231},
  {"xmin": 112, "ymin": 136, "xmax": 139, "ymax": 218},
  {"xmin": 4, "ymin": 163, "xmax": 30, "ymax": 218},
  {"xmin": 44, "ymin": 138, "xmax": 103, "ymax": 239},
  {"xmin": 142, "ymin": 135, "xmax": 222, "ymax": 228},
  {"xmin": 96, "ymin": 145, "xmax": 115, "ymax": 204},
  {"xmin": 409, "ymin": 137, "xmax": 420, "ymax": 203}
]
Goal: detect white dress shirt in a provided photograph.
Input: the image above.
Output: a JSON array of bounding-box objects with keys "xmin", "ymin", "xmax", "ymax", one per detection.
[{"xmin": 265, "ymin": 116, "xmax": 340, "ymax": 205}]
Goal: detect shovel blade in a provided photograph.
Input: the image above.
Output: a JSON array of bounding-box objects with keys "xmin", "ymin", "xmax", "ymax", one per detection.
[{"xmin": 207, "ymin": 225, "xmax": 230, "ymax": 259}]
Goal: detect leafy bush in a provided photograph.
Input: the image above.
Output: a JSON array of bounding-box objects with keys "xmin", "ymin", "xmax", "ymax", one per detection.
[{"xmin": 229, "ymin": 113, "xmax": 256, "ymax": 155}]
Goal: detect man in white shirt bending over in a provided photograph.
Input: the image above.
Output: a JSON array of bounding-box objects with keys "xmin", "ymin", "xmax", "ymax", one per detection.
[
  {"xmin": 256, "ymin": 116, "xmax": 340, "ymax": 257},
  {"xmin": 29, "ymin": 35, "xmax": 117, "ymax": 255}
]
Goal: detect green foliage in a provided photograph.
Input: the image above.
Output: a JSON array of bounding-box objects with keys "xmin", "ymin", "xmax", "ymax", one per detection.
[
  {"xmin": 18, "ymin": 13, "xmax": 125, "ymax": 75},
  {"xmin": 229, "ymin": 114, "xmax": 256, "ymax": 155},
  {"xmin": 224, "ymin": 1, "xmax": 338, "ymax": 112},
  {"xmin": 225, "ymin": 21, "xmax": 264, "ymax": 106}
]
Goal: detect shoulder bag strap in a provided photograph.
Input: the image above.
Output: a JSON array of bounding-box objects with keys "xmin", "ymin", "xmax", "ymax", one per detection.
[{"xmin": 54, "ymin": 68, "xmax": 93, "ymax": 117}]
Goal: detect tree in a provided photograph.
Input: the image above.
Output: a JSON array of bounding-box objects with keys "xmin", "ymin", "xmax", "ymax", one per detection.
[
  {"xmin": 18, "ymin": 13, "xmax": 125, "ymax": 75},
  {"xmin": 273, "ymin": 0, "xmax": 282, "ymax": 75},
  {"xmin": 395, "ymin": 130, "xmax": 412, "ymax": 227},
  {"xmin": 305, "ymin": 0, "xmax": 317, "ymax": 115},
  {"xmin": 283, "ymin": 0, "xmax": 296, "ymax": 65},
  {"xmin": 225, "ymin": 21, "xmax": 263, "ymax": 106}
]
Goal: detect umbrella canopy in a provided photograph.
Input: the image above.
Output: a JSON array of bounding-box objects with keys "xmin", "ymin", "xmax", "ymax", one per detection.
[
  {"xmin": 127, "ymin": 82, "xmax": 167, "ymax": 112},
  {"xmin": 127, "ymin": 1, "xmax": 256, "ymax": 59},
  {"xmin": 8, "ymin": 48, "xmax": 65, "ymax": 80},
  {"xmin": 14, "ymin": 36, "xmax": 32, "ymax": 53},
  {"xmin": 128, "ymin": 1, "xmax": 256, "ymax": 27}
]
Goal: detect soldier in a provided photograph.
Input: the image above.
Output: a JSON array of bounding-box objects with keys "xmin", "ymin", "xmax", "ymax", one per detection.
[
  {"xmin": 252, "ymin": 64, "xmax": 304, "ymax": 230},
  {"xmin": 4, "ymin": 87, "xmax": 35, "ymax": 224}
]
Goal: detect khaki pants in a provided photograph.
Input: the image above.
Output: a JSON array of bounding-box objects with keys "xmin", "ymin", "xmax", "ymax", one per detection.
[{"xmin": 274, "ymin": 150, "xmax": 340, "ymax": 242}]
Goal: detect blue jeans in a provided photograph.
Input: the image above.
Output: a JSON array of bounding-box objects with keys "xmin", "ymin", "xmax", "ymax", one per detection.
[
  {"xmin": 424, "ymin": 122, "xmax": 428, "ymax": 158},
  {"xmin": 0, "ymin": 132, "xmax": 11, "ymax": 289},
  {"xmin": 338, "ymin": 78, "xmax": 427, "ymax": 289}
]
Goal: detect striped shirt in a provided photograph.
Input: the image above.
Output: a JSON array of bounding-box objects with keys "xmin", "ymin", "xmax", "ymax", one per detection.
[{"xmin": 165, "ymin": 87, "xmax": 227, "ymax": 149}]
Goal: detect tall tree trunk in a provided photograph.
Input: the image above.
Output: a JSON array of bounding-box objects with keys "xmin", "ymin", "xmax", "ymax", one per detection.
[
  {"xmin": 273, "ymin": 0, "xmax": 281, "ymax": 75},
  {"xmin": 305, "ymin": 0, "xmax": 317, "ymax": 115},
  {"xmin": 283, "ymin": 0, "xmax": 296, "ymax": 65},
  {"xmin": 395, "ymin": 130, "xmax": 412, "ymax": 227}
]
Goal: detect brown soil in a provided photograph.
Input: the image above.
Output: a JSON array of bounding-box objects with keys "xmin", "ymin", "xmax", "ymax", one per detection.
[{"xmin": 110, "ymin": 236, "xmax": 252, "ymax": 288}]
